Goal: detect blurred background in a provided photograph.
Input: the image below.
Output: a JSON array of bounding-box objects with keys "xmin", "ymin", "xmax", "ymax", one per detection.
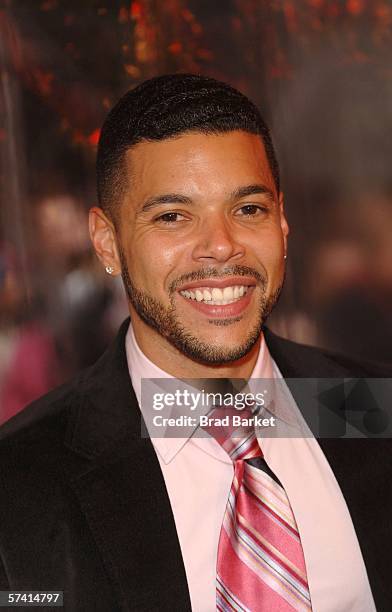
[{"xmin": 1, "ymin": 0, "xmax": 391, "ymax": 424}]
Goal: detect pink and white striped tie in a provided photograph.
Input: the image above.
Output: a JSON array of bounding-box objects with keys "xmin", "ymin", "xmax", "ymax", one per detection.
[{"xmin": 208, "ymin": 410, "xmax": 312, "ymax": 611}]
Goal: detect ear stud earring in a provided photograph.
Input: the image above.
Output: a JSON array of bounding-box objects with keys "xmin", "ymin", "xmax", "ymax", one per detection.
[
  {"xmin": 284, "ymin": 254, "xmax": 287, "ymax": 260},
  {"xmin": 105, "ymin": 266, "xmax": 114, "ymax": 275}
]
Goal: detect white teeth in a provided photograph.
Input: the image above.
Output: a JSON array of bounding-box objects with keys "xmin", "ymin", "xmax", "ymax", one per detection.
[
  {"xmin": 223, "ymin": 286, "xmax": 234, "ymax": 300},
  {"xmin": 211, "ymin": 288, "xmax": 223, "ymax": 300},
  {"xmin": 180, "ymin": 285, "xmax": 250, "ymax": 305}
]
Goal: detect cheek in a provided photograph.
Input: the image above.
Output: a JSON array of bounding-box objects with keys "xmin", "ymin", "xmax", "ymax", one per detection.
[
  {"xmin": 126, "ymin": 234, "xmax": 185, "ymax": 289},
  {"xmin": 251, "ymin": 231, "xmax": 284, "ymax": 265},
  {"xmin": 249, "ymin": 233, "xmax": 285, "ymax": 288}
]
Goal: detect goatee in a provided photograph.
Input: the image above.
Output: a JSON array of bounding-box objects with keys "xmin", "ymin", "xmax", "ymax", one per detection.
[{"xmin": 118, "ymin": 249, "xmax": 283, "ymax": 364}]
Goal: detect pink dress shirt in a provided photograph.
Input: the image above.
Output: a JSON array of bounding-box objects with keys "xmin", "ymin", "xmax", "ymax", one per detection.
[{"xmin": 125, "ymin": 322, "xmax": 375, "ymax": 612}]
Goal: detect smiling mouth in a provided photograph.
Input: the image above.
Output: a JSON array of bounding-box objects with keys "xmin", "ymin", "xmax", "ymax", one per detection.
[{"xmin": 179, "ymin": 284, "xmax": 252, "ymax": 306}]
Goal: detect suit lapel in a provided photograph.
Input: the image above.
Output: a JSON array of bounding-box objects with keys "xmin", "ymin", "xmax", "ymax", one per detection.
[
  {"xmin": 62, "ymin": 320, "xmax": 191, "ymax": 611},
  {"xmin": 263, "ymin": 325, "xmax": 365, "ymax": 476}
]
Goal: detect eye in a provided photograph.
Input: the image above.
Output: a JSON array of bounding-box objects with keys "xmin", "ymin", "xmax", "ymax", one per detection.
[
  {"xmin": 155, "ymin": 211, "xmax": 188, "ymax": 224},
  {"xmin": 235, "ymin": 204, "xmax": 267, "ymax": 217}
]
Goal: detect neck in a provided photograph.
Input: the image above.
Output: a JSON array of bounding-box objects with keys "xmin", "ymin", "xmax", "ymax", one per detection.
[{"xmin": 131, "ymin": 317, "xmax": 261, "ymax": 379}]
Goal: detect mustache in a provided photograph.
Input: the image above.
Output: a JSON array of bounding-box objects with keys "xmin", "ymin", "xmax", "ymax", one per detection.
[{"xmin": 169, "ymin": 265, "xmax": 267, "ymax": 293}]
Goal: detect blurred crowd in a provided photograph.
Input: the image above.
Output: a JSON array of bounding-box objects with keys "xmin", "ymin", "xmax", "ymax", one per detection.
[
  {"xmin": 271, "ymin": 192, "xmax": 392, "ymax": 364},
  {"xmin": 0, "ymin": 194, "xmax": 128, "ymax": 424}
]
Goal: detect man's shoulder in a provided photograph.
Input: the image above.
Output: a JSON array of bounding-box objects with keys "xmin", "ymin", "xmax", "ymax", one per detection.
[
  {"xmin": 0, "ymin": 318, "xmax": 134, "ymax": 463},
  {"xmin": 0, "ymin": 374, "xmax": 82, "ymax": 456},
  {"xmin": 263, "ymin": 326, "xmax": 392, "ymax": 377},
  {"xmin": 0, "ymin": 379, "xmax": 82, "ymax": 529}
]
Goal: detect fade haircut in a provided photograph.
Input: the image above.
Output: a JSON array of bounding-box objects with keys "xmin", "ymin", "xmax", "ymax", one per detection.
[{"xmin": 96, "ymin": 73, "xmax": 280, "ymax": 221}]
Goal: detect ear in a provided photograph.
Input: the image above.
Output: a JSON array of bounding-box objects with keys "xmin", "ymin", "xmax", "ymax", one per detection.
[
  {"xmin": 89, "ymin": 207, "xmax": 121, "ymax": 275},
  {"xmin": 278, "ymin": 191, "xmax": 289, "ymax": 256}
]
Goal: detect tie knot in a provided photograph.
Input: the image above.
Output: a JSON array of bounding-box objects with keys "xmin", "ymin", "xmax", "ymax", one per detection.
[{"xmin": 202, "ymin": 405, "xmax": 262, "ymax": 462}]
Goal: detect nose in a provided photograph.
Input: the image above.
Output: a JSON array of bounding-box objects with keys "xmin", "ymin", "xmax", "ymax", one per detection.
[{"xmin": 191, "ymin": 215, "xmax": 245, "ymax": 264}]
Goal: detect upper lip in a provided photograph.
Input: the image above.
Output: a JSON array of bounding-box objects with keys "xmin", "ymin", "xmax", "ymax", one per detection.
[{"xmin": 178, "ymin": 277, "xmax": 257, "ymax": 291}]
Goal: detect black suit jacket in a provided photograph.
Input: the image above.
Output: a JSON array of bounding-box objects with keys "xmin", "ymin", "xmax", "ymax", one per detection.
[{"xmin": 0, "ymin": 320, "xmax": 391, "ymax": 611}]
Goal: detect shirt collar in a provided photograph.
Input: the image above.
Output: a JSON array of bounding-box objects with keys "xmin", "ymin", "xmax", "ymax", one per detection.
[{"xmin": 125, "ymin": 321, "xmax": 302, "ymax": 464}]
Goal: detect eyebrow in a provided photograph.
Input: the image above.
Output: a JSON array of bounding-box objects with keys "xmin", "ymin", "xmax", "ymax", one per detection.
[
  {"xmin": 229, "ymin": 184, "xmax": 275, "ymax": 201},
  {"xmin": 141, "ymin": 193, "xmax": 192, "ymax": 212},
  {"xmin": 140, "ymin": 183, "xmax": 275, "ymax": 213}
]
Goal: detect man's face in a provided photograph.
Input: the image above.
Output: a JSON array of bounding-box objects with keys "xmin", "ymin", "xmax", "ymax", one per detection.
[{"xmin": 116, "ymin": 130, "xmax": 288, "ymax": 364}]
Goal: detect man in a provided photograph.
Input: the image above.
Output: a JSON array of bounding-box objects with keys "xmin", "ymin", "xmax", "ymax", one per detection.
[{"xmin": 0, "ymin": 74, "xmax": 390, "ymax": 611}]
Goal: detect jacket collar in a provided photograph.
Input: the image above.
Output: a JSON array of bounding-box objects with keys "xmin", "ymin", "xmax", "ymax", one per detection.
[
  {"xmin": 64, "ymin": 318, "xmax": 141, "ymax": 460},
  {"xmin": 262, "ymin": 326, "xmax": 354, "ymax": 378},
  {"xmin": 64, "ymin": 319, "xmax": 356, "ymax": 460}
]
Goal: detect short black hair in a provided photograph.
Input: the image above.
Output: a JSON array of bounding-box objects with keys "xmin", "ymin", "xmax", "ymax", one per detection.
[{"xmin": 97, "ymin": 73, "xmax": 280, "ymax": 220}]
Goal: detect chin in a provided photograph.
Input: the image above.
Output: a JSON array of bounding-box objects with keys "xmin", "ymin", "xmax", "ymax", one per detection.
[{"xmin": 167, "ymin": 327, "xmax": 262, "ymax": 365}]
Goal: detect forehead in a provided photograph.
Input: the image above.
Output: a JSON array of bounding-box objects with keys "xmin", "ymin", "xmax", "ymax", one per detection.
[{"xmin": 123, "ymin": 131, "xmax": 275, "ymax": 200}]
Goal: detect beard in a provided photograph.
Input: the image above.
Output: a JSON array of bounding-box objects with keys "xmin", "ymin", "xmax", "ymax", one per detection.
[{"xmin": 119, "ymin": 250, "xmax": 283, "ymax": 365}]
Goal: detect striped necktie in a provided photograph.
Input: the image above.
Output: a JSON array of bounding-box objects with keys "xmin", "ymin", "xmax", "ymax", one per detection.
[{"xmin": 206, "ymin": 407, "xmax": 312, "ymax": 611}]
